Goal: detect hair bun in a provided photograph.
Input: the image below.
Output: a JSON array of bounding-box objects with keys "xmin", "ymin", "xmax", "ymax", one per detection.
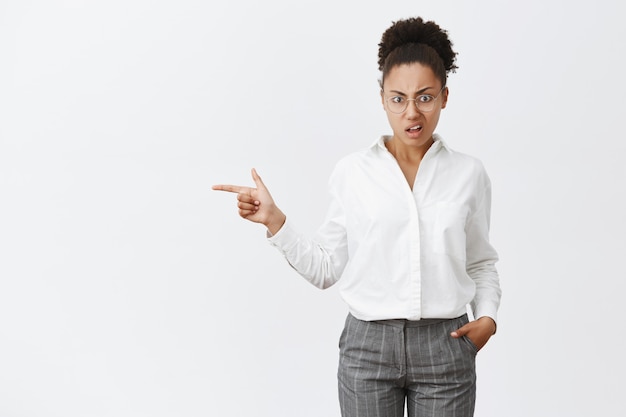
[{"xmin": 378, "ymin": 17, "xmax": 458, "ymax": 73}]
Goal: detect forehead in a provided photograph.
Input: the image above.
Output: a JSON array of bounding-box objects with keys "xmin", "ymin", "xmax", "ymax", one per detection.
[{"xmin": 384, "ymin": 63, "xmax": 442, "ymax": 92}]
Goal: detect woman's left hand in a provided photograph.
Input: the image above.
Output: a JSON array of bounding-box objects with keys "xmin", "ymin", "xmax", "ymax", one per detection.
[{"xmin": 450, "ymin": 316, "xmax": 497, "ymax": 351}]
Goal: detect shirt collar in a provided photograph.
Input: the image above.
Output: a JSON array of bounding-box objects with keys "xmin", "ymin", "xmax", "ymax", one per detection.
[{"xmin": 373, "ymin": 133, "xmax": 451, "ymax": 153}]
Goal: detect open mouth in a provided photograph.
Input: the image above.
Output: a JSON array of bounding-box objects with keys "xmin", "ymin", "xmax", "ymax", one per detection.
[{"xmin": 406, "ymin": 124, "xmax": 423, "ymax": 133}]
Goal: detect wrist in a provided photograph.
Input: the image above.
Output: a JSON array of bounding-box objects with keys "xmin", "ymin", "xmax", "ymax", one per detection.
[{"xmin": 265, "ymin": 211, "xmax": 286, "ymax": 235}]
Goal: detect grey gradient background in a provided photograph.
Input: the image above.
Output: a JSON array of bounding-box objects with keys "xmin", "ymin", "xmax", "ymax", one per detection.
[{"xmin": 1, "ymin": 0, "xmax": 625, "ymax": 416}]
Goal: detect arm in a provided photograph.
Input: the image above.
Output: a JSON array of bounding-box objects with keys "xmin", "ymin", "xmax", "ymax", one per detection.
[
  {"xmin": 451, "ymin": 174, "xmax": 502, "ymax": 350},
  {"xmin": 213, "ymin": 168, "xmax": 348, "ymax": 289},
  {"xmin": 266, "ymin": 186, "xmax": 348, "ymax": 289}
]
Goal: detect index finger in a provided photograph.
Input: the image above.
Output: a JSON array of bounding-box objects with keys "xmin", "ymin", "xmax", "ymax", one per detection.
[{"xmin": 212, "ymin": 184, "xmax": 246, "ymax": 194}]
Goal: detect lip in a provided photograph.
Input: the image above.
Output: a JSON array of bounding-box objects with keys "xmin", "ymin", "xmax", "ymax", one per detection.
[
  {"xmin": 405, "ymin": 123, "xmax": 422, "ymax": 131},
  {"xmin": 405, "ymin": 123, "xmax": 423, "ymax": 138}
]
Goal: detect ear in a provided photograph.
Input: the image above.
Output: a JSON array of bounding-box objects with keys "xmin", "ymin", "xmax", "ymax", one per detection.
[
  {"xmin": 441, "ymin": 87, "xmax": 449, "ymax": 109},
  {"xmin": 380, "ymin": 89, "xmax": 386, "ymax": 109}
]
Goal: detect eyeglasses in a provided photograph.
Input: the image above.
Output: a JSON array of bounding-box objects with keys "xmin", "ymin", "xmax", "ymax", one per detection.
[{"xmin": 384, "ymin": 85, "xmax": 446, "ymax": 114}]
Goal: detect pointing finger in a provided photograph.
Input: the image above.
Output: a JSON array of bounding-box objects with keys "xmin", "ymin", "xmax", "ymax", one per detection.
[{"xmin": 212, "ymin": 184, "xmax": 246, "ymax": 194}]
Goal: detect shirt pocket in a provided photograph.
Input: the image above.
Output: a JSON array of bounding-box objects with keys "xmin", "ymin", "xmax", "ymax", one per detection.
[{"xmin": 433, "ymin": 202, "xmax": 469, "ymax": 261}]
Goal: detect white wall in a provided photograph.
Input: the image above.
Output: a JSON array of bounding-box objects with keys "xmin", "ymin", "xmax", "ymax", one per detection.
[{"xmin": 1, "ymin": 1, "xmax": 624, "ymax": 416}]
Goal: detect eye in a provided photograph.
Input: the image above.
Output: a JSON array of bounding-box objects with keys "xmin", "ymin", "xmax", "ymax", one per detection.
[
  {"xmin": 389, "ymin": 96, "xmax": 405, "ymax": 104},
  {"xmin": 418, "ymin": 95, "xmax": 434, "ymax": 103}
]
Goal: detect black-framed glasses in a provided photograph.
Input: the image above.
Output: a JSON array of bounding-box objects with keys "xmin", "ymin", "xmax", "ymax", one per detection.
[{"xmin": 384, "ymin": 85, "xmax": 446, "ymax": 114}]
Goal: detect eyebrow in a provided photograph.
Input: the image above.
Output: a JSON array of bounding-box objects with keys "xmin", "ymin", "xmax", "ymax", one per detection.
[{"xmin": 388, "ymin": 87, "xmax": 435, "ymax": 96}]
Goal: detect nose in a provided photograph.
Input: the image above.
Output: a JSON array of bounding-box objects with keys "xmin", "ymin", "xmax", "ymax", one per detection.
[{"xmin": 405, "ymin": 98, "xmax": 421, "ymax": 117}]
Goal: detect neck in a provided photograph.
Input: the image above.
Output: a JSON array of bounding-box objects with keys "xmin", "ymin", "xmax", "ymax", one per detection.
[{"xmin": 386, "ymin": 136, "xmax": 434, "ymax": 163}]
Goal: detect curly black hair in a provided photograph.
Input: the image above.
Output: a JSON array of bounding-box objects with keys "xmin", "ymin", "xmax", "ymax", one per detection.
[{"xmin": 378, "ymin": 17, "xmax": 458, "ymax": 88}]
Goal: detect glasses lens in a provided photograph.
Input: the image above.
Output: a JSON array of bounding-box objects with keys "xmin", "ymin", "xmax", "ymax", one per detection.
[
  {"xmin": 387, "ymin": 98, "xmax": 406, "ymax": 114},
  {"xmin": 419, "ymin": 100, "xmax": 434, "ymax": 112}
]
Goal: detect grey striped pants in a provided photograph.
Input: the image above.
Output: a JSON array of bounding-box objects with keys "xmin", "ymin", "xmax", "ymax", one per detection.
[{"xmin": 338, "ymin": 313, "xmax": 477, "ymax": 417}]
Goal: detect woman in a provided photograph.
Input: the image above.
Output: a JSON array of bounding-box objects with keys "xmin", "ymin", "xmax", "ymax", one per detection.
[{"xmin": 213, "ymin": 16, "xmax": 501, "ymax": 417}]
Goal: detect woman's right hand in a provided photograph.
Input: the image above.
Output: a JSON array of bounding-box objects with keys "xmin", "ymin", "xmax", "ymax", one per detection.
[{"xmin": 212, "ymin": 168, "xmax": 286, "ymax": 235}]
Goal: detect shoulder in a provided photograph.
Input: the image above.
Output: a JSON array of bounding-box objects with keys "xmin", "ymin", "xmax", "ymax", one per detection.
[
  {"xmin": 437, "ymin": 137, "xmax": 491, "ymax": 187},
  {"xmin": 449, "ymin": 149, "xmax": 488, "ymax": 174},
  {"xmin": 438, "ymin": 136, "xmax": 488, "ymax": 171},
  {"xmin": 324, "ymin": 138, "xmax": 387, "ymax": 194}
]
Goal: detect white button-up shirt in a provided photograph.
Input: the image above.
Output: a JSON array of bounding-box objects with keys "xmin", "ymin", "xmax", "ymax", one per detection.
[{"xmin": 268, "ymin": 134, "xmax": 501, "ymax": 322}]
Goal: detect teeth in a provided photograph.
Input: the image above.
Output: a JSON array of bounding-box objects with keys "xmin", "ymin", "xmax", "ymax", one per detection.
[{"xmin": 409, "ymin": 126, "xmax": 421, "ymax": 131}]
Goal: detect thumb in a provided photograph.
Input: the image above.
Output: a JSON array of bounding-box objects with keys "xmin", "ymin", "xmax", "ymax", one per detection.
[
  {"xmin": 450, "ymin": 324, "xmax": 468, "ymax": 338},
  {"xmin": 251, "ymin": 168, "xmax": 267, "ymax": 190}
]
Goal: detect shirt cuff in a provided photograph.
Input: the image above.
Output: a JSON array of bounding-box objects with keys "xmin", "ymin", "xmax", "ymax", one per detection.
[
  {"xmin": 474, "ymin": 305, "xmax": 499, "ymax": 334},
  {"xmin": 266, "ymin": 217, "xmax": 298, "ymax": 250}
]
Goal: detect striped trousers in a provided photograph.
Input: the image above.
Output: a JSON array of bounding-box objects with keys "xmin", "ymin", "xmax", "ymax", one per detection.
[{"xmin": 338, "ymin": 313, "xmax": 477, "ymax": 417}]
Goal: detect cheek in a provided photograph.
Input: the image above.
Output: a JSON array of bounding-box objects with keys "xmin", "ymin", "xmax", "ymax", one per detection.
[
  {"xmin": 428, "ymin": 110, "xmax": 442, "ymax": 126},
  {"xmin": 383, "ymin": 109, "xmax": 394, "ymax": 123},
  {"xmin": 431, "ymin": 111, "xmax": 440, "ymax": 121},
  {"xmin": 386, "ymin": 113, "xmax": 402, "ymax": 130}
]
